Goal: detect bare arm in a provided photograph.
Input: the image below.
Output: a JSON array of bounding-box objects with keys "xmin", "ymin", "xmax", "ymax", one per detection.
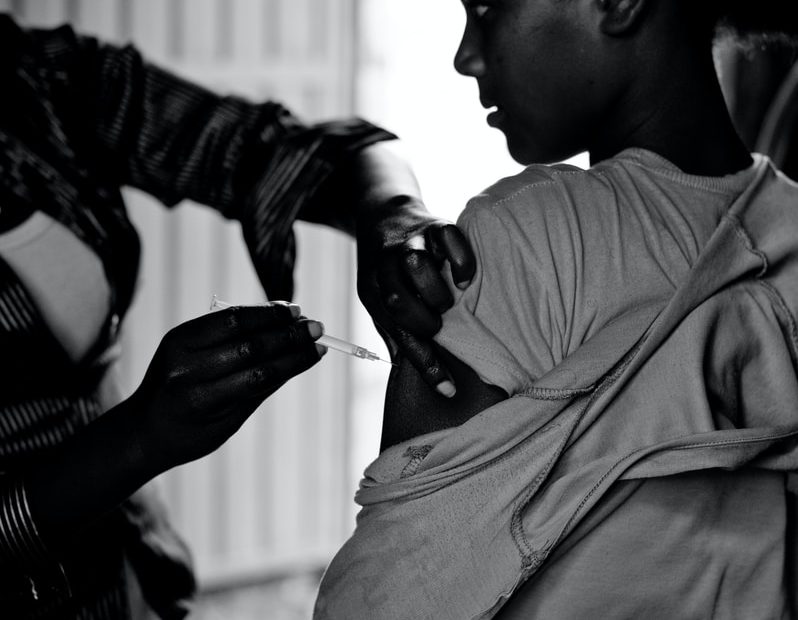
[{"xmin": 381, "ymin": 345, "xmax": 507, "ymax": 452}]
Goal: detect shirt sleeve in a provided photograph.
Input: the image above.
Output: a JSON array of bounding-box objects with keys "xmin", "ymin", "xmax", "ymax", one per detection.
[
  {"xmin": 0, "ymin": 475, "xmax": 73, "ymax": 610},
  {"xmin": 0, "ymin": 476, "xmax": 48, "ymax": 568},
  {"xmin": 87, "ymin": 50, "xmax": 396, "ymax": 299},
  {"xmin": 8, "ymin": 17, "xmax": 396, "ymax": 300},
  {"xmin": 433, "ymin": 181, "xmax": 577, "ymax": 395}
]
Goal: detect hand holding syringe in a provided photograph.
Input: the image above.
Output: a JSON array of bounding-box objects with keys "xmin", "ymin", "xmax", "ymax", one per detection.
[{"xmin": 210, "ymin": 296, "xmax": 395, "ymax": 366}]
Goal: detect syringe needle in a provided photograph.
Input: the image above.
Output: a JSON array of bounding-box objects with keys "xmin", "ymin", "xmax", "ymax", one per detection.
[{"xmin": 210, "ymin": 295, "xmax": 232, "ymax": 311}]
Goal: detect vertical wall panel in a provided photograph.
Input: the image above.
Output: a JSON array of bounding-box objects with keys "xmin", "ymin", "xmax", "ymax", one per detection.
[
  {"xmin": 261, "ymin": 0, "xmax": 283, "ymax": 60},
  {"xmin": 214, "ymin": 0, "xmax": 233, "ymax": 60},
  {"xmin": 308, "ymin": 1, "xmax": 329, "ymax": 61},
  {"xmin": 183, "ymin": 0, "xmax": 217, "ymax": 62},
  {"xmin": 75, "ymin": 0, "xmax": 120, "ymax": 42},
  {"xmin": 129, "ymin": 0, "xmax": 170, "ymax": 63},
  {"xmin": 166, "ymin": 0, "xmax": 185, "ymax": 60},
  {"xmin": 280, "ymin": 0, "xmax": 310, "ymax": 61},
  {"xmin": 18, "ymin": 0, "xmax": 67, "ymax": 25},
  {"xmin": 230, "ymin": 0, "xmax": 261, "ymax": 62},
  {"xmin": 174, "ymin": 209, "xmax": 217, "ymax": 321}
]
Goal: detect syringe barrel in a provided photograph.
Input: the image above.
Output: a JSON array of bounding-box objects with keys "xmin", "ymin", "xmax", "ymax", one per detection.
[{"xmin": 316, "ymin": 334, "xmax": 356, "ymax": 355}]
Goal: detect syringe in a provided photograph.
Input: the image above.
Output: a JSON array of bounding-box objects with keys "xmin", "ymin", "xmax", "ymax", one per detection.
[
  {"xmin": 315, "ymin": 334, "xmax": 392, "ymax": 363},
  {"xmin": 210, "ymin": 295, "xmax": 394, "ymax": 365}
]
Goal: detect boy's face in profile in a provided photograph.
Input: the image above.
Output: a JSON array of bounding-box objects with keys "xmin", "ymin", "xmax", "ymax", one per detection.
[{"xmin": 454, "ymin": 0, "xmax": 617, "ymax": 165}]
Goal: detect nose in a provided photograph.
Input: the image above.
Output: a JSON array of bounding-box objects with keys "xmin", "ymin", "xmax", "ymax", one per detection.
[{"xmin": 453, "ymin": 24, "xmax": 486, "ymax": 78}]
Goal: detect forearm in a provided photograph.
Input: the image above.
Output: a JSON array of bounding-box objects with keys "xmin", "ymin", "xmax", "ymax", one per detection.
[
  {"xmin": 350, "ymin": 142, "xmax": 425, "ymax": 228},
  {"xmin": 300, "ymin": 142, "xmax": 425, "ymax": 236},
  {"xmin": 23, "ymin": 399, "xmax": 157, "ymax": 552}
]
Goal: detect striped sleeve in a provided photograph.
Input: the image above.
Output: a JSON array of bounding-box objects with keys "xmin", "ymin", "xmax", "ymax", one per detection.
[
  {"xmin": 11, "ymin": 18, "xmax": 396, "ymax": 300},
  {"xmin": 86, "ymin": 34, "xmax": 396, "ymax": 300},
  {"xmin": 91, "ymin": 44, "xmax": 397, "ymax": 217},
  {"xmin": 107, "ymin": 57, "xmax": 395, "ymax": 300},
  {"xmin": 0, "ymin": 477, "xmax": 76, "ymax": 612},
  {"xmin": 0, "ymin": 475, "xmax": 49, "ymax": 568},
  {"xmin": 238, "ymin": 117, "xmax": 396, "ymax": 300}
]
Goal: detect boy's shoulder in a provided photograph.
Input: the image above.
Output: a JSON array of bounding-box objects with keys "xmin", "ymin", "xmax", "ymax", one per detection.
[
  {"xmin": 475, "ymin": 161, "xmax": 585, "ymax": 200},
  {"xmin": 458, "ymin": 161, "xmax": 609, "ymax": 232}
]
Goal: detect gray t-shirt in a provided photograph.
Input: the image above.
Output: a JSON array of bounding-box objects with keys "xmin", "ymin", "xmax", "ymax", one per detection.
[
  {"xmin": 437, "ymin": 148, "xmax": 757, "ymax": 394},
  {"xmin": 438, "ymin": 150, "xmax": 787, "ymax": 618}
]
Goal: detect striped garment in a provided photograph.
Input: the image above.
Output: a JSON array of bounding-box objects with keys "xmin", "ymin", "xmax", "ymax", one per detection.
[{"xmin": 0, "ymin": 14, "xmax": 394, "ymax": 618}]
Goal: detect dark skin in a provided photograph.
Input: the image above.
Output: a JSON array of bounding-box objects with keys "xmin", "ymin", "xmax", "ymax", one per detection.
[
  {"xmin": 582, "ymin": 0, "xmax": 753, "ymax": 176},
  {"xmin": 381, "ymin": 0, "xmax": 753, "ymax": 448},
  {"xmin": 303, "ymin": 143, "xmax": 476, "ymax": 397},
  {"xmin": 382, "ymin": 347, "xmax": 507, "ymax": 451}
]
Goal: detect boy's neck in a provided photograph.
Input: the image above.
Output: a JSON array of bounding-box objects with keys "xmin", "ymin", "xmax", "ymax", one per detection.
[{"xmin": 589, "ymin": 42, "xmax": 752, "ymax": 177}]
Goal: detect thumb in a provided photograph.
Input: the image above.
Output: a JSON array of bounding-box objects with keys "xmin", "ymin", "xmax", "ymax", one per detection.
[{"xmin": 393, "ymin": 328, "xmax": 457, "ymax": 398}]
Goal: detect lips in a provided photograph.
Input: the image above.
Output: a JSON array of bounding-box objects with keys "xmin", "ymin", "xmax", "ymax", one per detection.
[
  {"xmin": 480, "ymin": 92, "xmax": 505, "ymax": 127},
  {"xmin": 487, "ymin": 107, "xmax": 506, "ymax": 127}
]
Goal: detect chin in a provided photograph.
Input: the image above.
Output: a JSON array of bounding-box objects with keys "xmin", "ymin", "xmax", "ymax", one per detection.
[
  {"xmin": 506, "ymin": 135, "xmax": 578, "ymax": 166},
  {"xmin": 506, "ymin": 140, "xmax": 552, "ymax": 166},
  {"xmin": 504, "ymin": 137, "xmax": 531, "ymax": 165}
]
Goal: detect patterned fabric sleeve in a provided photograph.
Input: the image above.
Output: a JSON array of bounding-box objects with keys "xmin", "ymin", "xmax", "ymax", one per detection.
[
  {"xmin": 7, "ymin": 16, "xmax": 396, "ymax": 299},
  {"xmin": 61, "ymin": 23, "xmax": 394, "ymax": 299},
  {"xmin": 0, "ymin": 476, "xmax": 48, "ymax": 568},
  {"xmin": 0, "ymin": 475, "xmax": 75, "ymax": 614}
]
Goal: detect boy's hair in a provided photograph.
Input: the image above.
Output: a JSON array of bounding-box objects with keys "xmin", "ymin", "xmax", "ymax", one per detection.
[{"xmin": 708, "ymin": 1, "xmax": 798, "ymax": 45}]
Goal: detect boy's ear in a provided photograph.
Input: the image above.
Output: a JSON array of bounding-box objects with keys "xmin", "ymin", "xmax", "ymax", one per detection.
[{"xmin": 596, "ymin": 0, "xmax": 649, "ymax": 36}]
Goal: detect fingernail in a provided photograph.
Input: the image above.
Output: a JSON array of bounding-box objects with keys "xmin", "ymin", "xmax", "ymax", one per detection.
[
  {"xmin": 455, "ymin": 280, "xmax": 470, "ymax": 290},
  {"xmin": 308, "ymin": 321, "xmax": 324, "ymax": 339},
  {"xmin": 316, "ymin": 343, "xmax": 328, "ymax": 357},
  {"xmin": 288, "ymin": 304, "xmax": 301, "ymax": 319},
  {"xmin": 436, "ymin": 380, "xmax": 456, "ymax": 398}
]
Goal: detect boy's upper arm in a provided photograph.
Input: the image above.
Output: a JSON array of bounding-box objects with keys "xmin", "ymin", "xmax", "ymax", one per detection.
[
  {"xmin": 378, "ymin": 171, "xmax": 578, "ymax": 451},
  {"xmin": 380, "ymin": 346, "xmax": 507, "ymax": 452}
]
